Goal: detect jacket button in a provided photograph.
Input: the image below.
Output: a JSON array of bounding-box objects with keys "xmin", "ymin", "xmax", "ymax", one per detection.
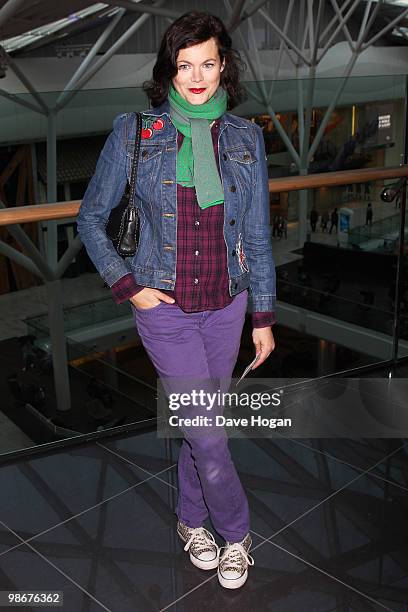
[
  {"xmin": 230, "ymin": 185, "xmax": 236, "ymax": 192},
  {"xmin": 223, "ymin": 153, "xmax": 227, "ymax": 161},
  {"xmin": 142, "ymin": 150, "xmax": 148, "ymax": 158},
  {"xmin": 229, "ymin": 219, "xmax": 235, "ymax": 226},
  {"xmin": 232, "ymin": 250, "xmax": 236, "ymax": 256}
]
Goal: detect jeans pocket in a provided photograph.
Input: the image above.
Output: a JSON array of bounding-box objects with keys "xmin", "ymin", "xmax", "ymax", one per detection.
[{"xmin": 132, "ymin": 301, "xmax": 165, "ymax": 313}]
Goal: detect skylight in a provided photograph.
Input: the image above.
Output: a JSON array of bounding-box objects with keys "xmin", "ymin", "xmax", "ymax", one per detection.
[{"xmin": 0, "ymin": 3, "xmax": 120, "ymax": 53}]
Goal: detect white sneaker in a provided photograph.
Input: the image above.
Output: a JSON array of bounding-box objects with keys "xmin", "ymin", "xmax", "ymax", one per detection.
[
  {"xmin": 218, "ymin": 533, "xmax": 254, "ymax": 589},
  {"xmin": 177, "ymin": 520, "xmax": 220, "ymax": 570}
]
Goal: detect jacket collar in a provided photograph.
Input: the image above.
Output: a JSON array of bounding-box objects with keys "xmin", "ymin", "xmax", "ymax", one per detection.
[{"xmin": 142, "ymin": 98, "xmax": 247, "ymax": 129}]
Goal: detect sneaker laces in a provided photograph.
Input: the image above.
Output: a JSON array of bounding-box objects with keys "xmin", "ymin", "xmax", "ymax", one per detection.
[
  {"xmin": 183, "ymin": 527, "xmax": 219, "ymax": 557},
  {"xmin": 219, "ymin": 542, "xmax": 255, "ymax": 574}
]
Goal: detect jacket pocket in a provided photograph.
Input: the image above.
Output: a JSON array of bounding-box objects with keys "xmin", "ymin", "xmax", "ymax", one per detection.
[
  {"xmin": 226, "ymin": 147, "xmax": 257, "ymax": 197},
  {"xmin": 126, "ymin": 143, "xmax": 163, "ymax": 202},
  {"xmin": 227, "ymin": 148, "xmax": 257, "ymax": 164},
  {"xmin": 126, "ymin": 142, "xmax": 163, "ymax": 162}
]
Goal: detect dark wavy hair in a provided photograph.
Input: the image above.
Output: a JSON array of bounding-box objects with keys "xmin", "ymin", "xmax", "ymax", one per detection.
[{"xmin": 143, "ymin": 11, "xmax": 247, "ymax": 110}]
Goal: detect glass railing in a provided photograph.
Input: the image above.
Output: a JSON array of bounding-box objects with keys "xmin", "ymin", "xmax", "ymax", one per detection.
[
  {"xmin": 347, "ymin": 213, "xmax": 403, "ymax": 249},
  {"xmin": 271, "ymin": 173, "xmax": 408, "ymax": 369},
  {"xmin": 26, "ymin": 295, "xmax": 133, "ymax": 337},
  {"xmin": 21, "ymin": 315, "xmax": 157, "ymax": 440},
  {"xmin": 277, "ymin": 278, "xmax": 408, "ymax": 345}
]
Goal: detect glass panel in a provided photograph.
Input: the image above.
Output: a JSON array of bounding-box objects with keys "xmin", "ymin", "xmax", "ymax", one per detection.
[{"xmin": 273, "ymin": 175, "xmax": 408, "ymax": 373}]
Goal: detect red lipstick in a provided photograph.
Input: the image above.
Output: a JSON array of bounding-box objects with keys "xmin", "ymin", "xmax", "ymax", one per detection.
[{"xmin": 189, "ymin": 88, "xmax": 206, "ymax": 94}]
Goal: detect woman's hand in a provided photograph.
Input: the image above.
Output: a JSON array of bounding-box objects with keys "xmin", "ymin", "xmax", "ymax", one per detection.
[
  {"xmin": 251, "ymin": 326, "xmax": 275, "ymax": 369},
  {"xmin": 129, "ymin": 288, "xmax": 175, "ymax": 310}
]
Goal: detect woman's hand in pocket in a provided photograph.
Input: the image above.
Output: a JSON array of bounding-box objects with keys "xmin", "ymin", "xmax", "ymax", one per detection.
[{"xmin": 129, "ymin": 288, "xmax": 175, "ymax": 310}]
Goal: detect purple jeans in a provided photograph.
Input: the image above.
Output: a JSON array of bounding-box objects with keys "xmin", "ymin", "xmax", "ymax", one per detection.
[{"xmin": 132, "ymin": 289, "xmax": 250, "ymax": 542}]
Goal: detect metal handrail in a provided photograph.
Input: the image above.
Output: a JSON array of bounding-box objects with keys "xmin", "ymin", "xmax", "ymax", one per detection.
[{"xmin": 0, "ymin": 165, "xmax": 407, "ymax": 226}]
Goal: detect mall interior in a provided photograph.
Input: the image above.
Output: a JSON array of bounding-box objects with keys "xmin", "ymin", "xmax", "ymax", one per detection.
[{"xmin": 0, "ymin": 0, "xmax": 408, "ymax": 610}]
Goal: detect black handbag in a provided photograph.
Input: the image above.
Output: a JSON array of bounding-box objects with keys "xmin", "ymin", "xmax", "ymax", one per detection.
[{"xmin": 106, "ymin": 111, "xmax": 142, "ymax": 258}]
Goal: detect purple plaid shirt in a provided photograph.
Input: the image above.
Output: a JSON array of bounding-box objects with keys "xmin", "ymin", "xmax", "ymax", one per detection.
[{"xmin": 111, "ymin": 120, "xmax": 275, "ymax": 329}]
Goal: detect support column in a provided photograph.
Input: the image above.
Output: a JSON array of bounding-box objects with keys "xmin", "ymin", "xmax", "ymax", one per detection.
[
  {"xmin": 46, "ymin": 280, "xmax": 71, "ymax": 412},
  {"xmin": 44, "ymin": 111, "xmax": 71, "ymax": 412},
  {"xmin": 46, "ymin": 109, "xmax": 58, "ymax": 269},
  {"xmin": 298, "ymin": 168, "xmax": 310, "ymax": 246}
]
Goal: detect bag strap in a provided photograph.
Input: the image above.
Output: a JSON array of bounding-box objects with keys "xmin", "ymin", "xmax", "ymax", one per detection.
[{"xmin": 127, "ymin": 111, "xmax": 142, "ymax": 209}]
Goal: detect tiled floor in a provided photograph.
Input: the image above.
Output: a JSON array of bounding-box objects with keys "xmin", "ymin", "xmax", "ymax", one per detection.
[{"xmin": 0, "ymin": 430, "xmax": 407, "ymax": 611}]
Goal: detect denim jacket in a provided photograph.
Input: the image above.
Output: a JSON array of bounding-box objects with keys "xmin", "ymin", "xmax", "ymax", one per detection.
[{"xmin": 76, "ymin": 99, "xmax": 276, "ymax": 313}]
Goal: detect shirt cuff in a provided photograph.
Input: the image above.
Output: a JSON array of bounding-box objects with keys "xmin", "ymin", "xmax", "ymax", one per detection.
[
  {"xmin": 252, "ymin": 311, "xmax": 276, "ymax": 328},
  {"xmin": 111, "ymin": 273, "xmax": 144, "ymax": 304}
]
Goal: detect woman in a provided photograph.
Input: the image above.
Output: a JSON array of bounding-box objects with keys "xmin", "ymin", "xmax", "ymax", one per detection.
[{"xmin": 77, "ymin": 11, "xmax": 276, "ymax": 590}]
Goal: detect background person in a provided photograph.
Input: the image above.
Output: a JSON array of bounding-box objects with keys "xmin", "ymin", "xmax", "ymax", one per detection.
[
  {"xmin": 329, "ymin": 207, "xmax": 339, "ymax": 234},
  {"xmin": 366, "ymin": 201, "xmax": 373, "ymax": 226},
  {"xmin": 310, "ymin": 206, "xmax": 318, "ymax": 232}
]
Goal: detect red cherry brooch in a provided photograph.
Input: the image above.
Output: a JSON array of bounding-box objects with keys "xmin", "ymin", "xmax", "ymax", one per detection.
[
  {"xmin": 141, "ymin": 116, "xmax": 165, "ymax": 138},
  {"xmin": 141, "ymin": 128, "xmax": 153, "ymax": 139},
  {"xmin": 152, "ymin": 118, "xmax": 164, "ymax": 131}
]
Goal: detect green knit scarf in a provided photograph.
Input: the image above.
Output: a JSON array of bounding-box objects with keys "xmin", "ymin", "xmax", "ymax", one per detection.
[{"xmin": 168, "ymin": 83, "xmax": 227, "ymax": 209}]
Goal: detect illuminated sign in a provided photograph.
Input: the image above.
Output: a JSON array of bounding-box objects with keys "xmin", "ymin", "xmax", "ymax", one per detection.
[{"xmin": 378, "ymin": 114, "xmax": 391, "ymax": 129}]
